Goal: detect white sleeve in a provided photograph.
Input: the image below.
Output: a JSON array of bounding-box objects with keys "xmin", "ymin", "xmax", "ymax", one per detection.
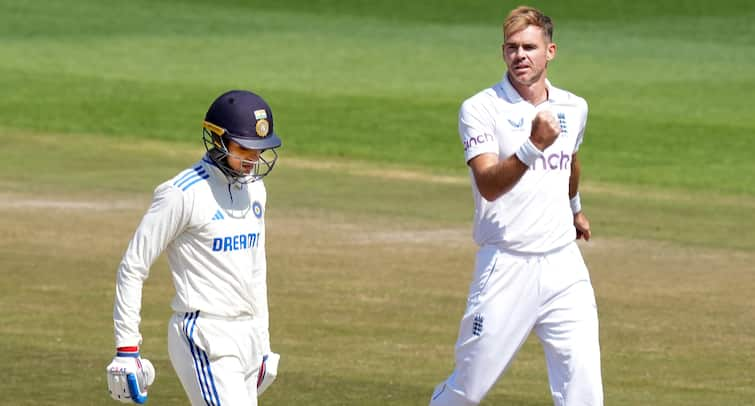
[
  {"xmin": 459, "ymin": 98, "xmax": 498, "ymax": 163},
  {"xmin": 113, "ymin": 183, "xmax": 189, "ymax": 348},
  {"xmin": 574, "ymin": 98, "xmax": 588, "ymax": 153},
  {"xmin": 253, "ymin": 275, "xmax": 271, "ymax": 354},
  {"xmin": 253, "ymin": 189, "xmax": 271, "ymax": 354}
]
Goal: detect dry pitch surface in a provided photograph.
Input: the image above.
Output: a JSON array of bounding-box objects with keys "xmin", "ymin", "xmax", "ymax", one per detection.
[{"xmin": 1, "ymin": 170, "xmax": 753, "ymax": 404}]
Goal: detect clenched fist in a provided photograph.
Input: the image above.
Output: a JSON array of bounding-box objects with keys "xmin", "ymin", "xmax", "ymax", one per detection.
[{"xmin": 530, "ymin": 110, "xmax": 560, "ymax": 151}]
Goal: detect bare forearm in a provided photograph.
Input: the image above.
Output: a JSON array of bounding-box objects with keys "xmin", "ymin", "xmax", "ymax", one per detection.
[
  {"xmin": 470, "ymin": 111, "xmax": 561, "ymax": 202},
  {"xmin": 569, "ymin": 153, "xmax": 581, "ymax": 198},
  {"xmin": 472, "ymin": 153, "xmax": 529, "ymax": 201}
]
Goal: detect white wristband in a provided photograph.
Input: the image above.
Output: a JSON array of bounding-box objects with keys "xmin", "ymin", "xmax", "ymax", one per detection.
[
  {"xmin": 515, "ymin": 138, "xmax": 544, "ymax": 167},
  {"xmin": 570, "ymin": 193, "xmax": 582, "ymax": 214}
]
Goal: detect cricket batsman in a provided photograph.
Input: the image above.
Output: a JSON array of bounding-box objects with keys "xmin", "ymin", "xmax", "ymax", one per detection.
[{"xmin": 106, "ymin": 90, "xmax": 283, "ymax": 405}]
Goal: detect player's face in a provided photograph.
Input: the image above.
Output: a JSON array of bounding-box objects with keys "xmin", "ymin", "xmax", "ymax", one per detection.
[
  {"xmin": 502, "ymin": 25, "xmax": 556, "ymax": 87},
  {"xmin": 226, "ymin": 139, "xmax": 261, "ymax": 175}
]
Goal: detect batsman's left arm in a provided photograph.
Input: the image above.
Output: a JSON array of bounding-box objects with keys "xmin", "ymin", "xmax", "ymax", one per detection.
[
  {"xmin": 253, "ymin": 193, "xmax": 271, "ymax": 354},
  {"xmin": 254, "ymin": 195, "xmax": 279, "ymax": 396}
]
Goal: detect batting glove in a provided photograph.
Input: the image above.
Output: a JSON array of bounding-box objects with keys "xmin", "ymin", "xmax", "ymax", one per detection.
[
  {"xmin": 257, "ymin": 352, "xmax": 280, "ymax": 396},
  {"xmin": 106, "ymin": 347, "xmax": 156, "ymax": 404}
]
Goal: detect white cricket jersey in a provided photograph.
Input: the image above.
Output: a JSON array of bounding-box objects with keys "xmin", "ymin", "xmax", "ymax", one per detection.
[
  {"xmin": 459, "ymin": 74, "xmax": 588, "ymax": 253},
  {"xmin": 113, "ymin": 154, "xmax": 270, "ymax": 348}
]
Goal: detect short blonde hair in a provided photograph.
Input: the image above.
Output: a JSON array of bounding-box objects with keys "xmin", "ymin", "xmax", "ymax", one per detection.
[{"xmin": 503, "ymin": 6, "xmax": 553, "ymax": 42}]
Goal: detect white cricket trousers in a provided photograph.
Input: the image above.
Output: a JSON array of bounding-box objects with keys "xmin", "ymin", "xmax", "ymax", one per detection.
[
  {"xmin": 168, "ymin": 311, "xmax": 265, "ymax": 406},
  {"xmin": 430, "ymin": 242, "xmax": 603, "ymax": 406}
]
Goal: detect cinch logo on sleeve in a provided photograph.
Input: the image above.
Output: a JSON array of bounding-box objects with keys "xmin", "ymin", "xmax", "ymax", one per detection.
[
  {"xmin": 463, "ymin": 133, "xmax": 495, "ymax": 151},
  {"xmin": 530, "ymin": 151, "xmax": 571, "ymax": 171},
  {"xmin": 212, "ymin": 233, "xmax": 261, "ymax": 252}
]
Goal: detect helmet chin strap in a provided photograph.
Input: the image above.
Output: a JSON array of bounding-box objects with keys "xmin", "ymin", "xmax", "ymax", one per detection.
[
  {"xmin": 203, "ymin": 128, "xmax": 278, "ymax": 184},
  {"xmin": 208, "ymin": 148, "xmax": 253, "ymax": 184}
]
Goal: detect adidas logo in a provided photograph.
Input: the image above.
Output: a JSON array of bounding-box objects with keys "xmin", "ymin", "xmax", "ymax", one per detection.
[{"xmin": 212, "ymin": 209, "xmax": 225, "ymax": 221}]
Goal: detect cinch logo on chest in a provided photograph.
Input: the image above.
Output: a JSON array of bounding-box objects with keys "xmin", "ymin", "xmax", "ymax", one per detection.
[
  {"xmin": 212, "ymin": 233, "xmax": 260, "ymax": 252},
  {"xmin": 530, "ymin": 151, "xmax": 571, "ymax": 171}
]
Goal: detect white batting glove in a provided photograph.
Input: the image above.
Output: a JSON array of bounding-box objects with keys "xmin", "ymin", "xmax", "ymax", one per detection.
[
  {"xmin": 257, "ymin": 352, "xmax": 280, "ymax": 396},
  {"xmin": 106, "ymin": 348, "xmax": 156, "ymax": 404}
]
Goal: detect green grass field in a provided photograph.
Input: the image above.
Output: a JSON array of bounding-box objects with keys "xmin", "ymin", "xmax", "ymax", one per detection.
[{"xmin": 1, "ymin": 0, "xmax": 754, "ymax": 404}]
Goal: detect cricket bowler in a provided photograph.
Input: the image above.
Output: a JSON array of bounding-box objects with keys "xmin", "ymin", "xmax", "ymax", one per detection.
[{"xmin": 430, "ymin": 6, "xmax": 604, "ymax": 405}]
